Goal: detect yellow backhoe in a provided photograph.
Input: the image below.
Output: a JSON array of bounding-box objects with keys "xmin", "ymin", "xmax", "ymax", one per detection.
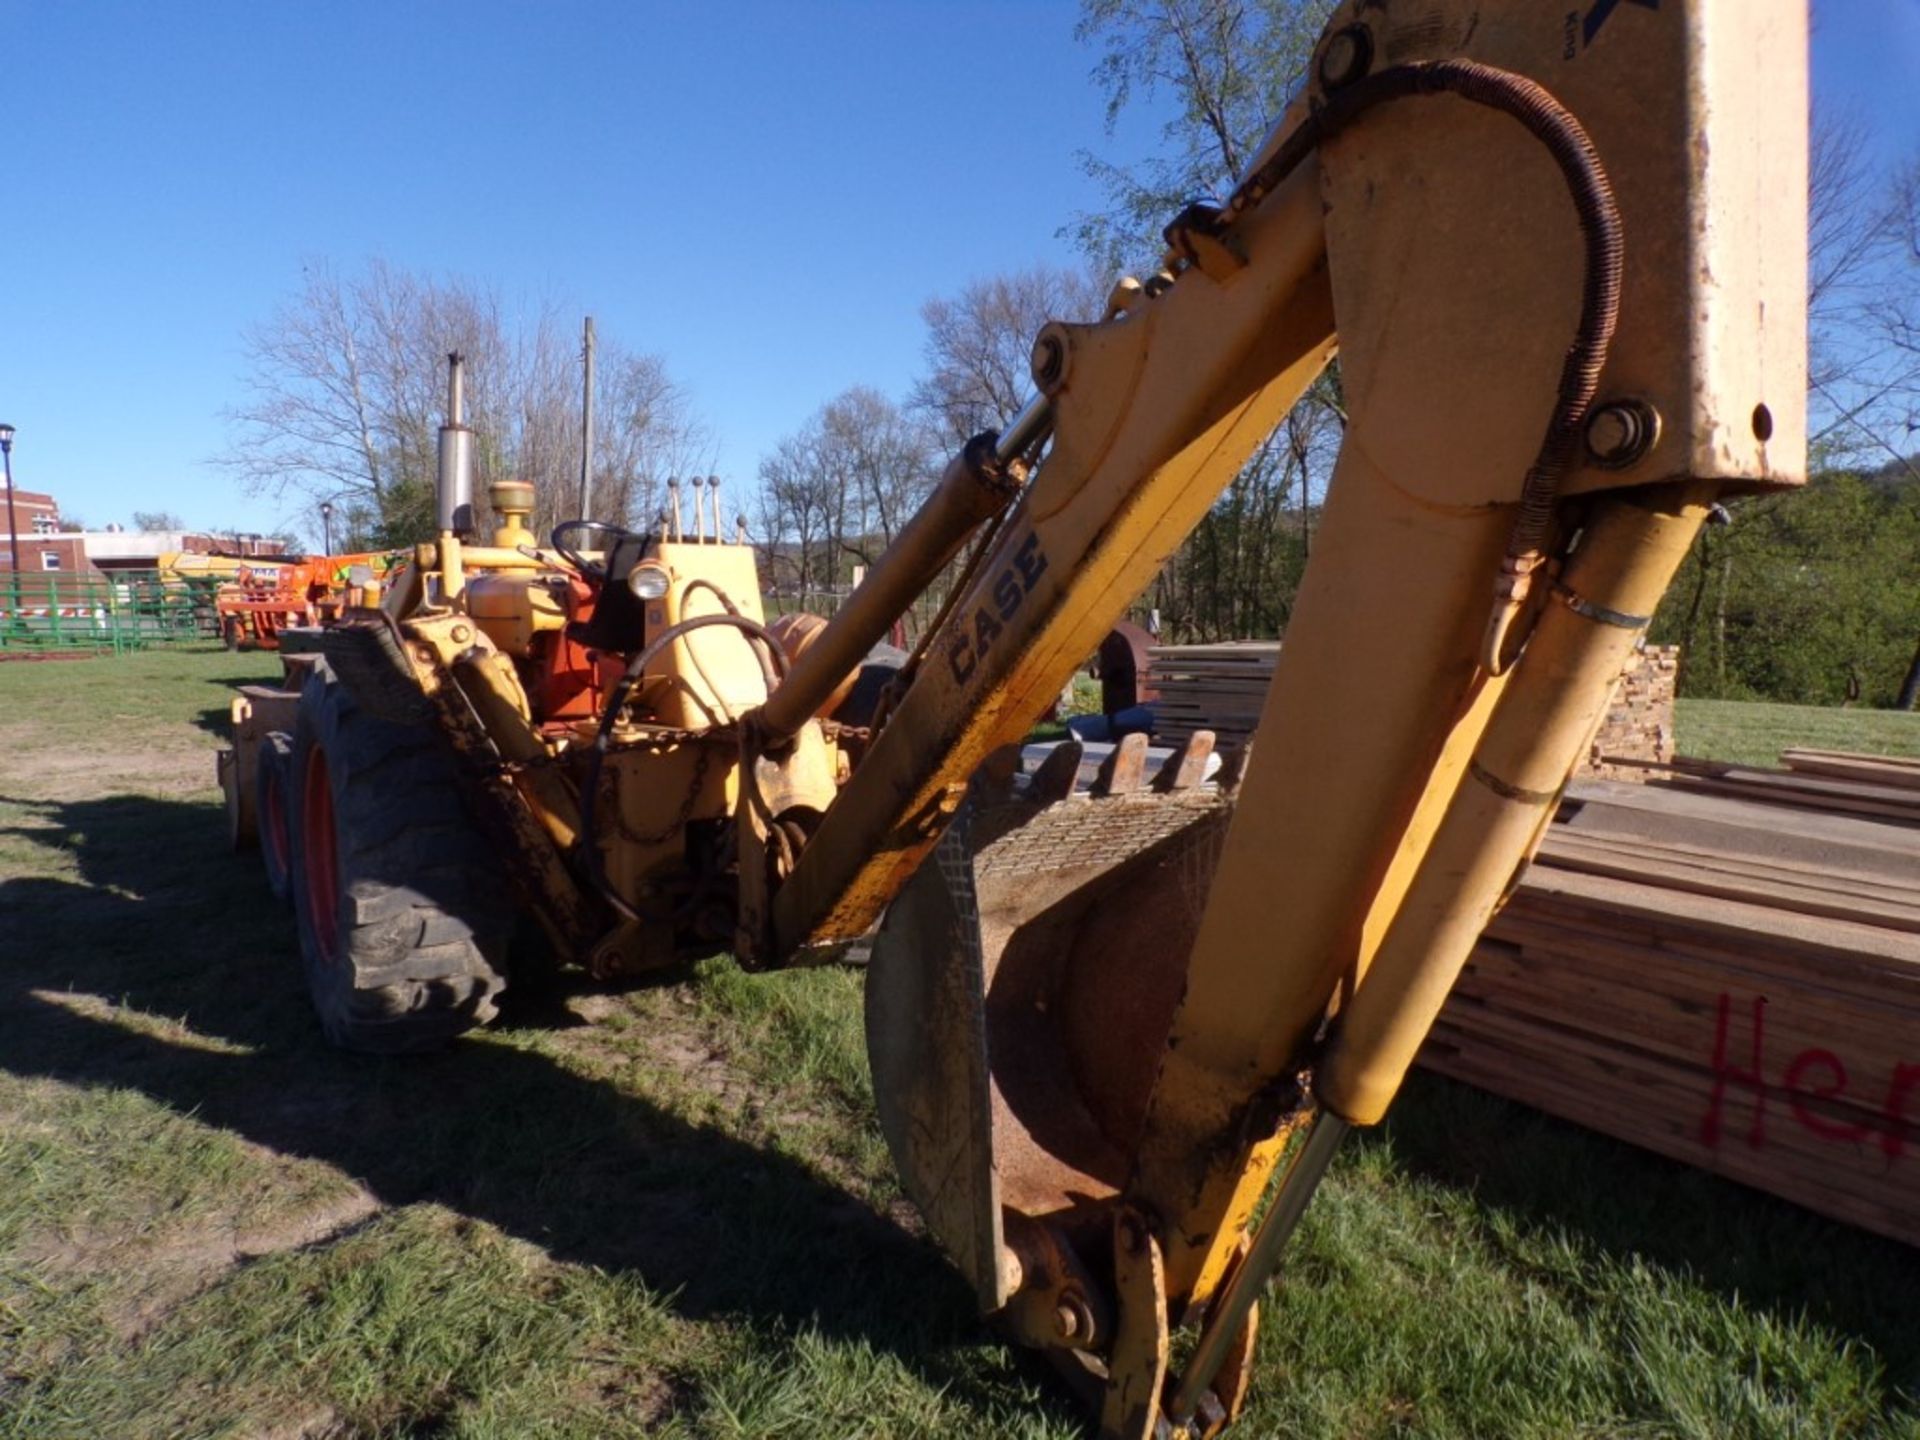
[{"xmin": 220, "ymin": 1, "xmax": 1807, "ymax": 1432}]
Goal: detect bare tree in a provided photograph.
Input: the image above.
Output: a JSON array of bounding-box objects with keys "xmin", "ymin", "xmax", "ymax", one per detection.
[
  {"xmin": 754, "ymin": 388, "xmax": 936, "ymax": 610},
  {"xmin": 220, "ymin": 259, "xmax": 707, "ymax": 548},
  {"xmin": 1872, "ymin": 151, "xmax": 1920, "ymax": 478},
  {"xmin": 911, "ymin": 265, "xmax": 1107, "ymax": 449},
  {"xmin": 1803, "ymin": 111, "xmax": 1920, "ymax": 476},
  {"xmin": 756, "ymin": 429, "xmax": 835, "ymax": 609},
  {"xmin": 594, "ymin": 352, "xmax": 710, "ymax": 531}
]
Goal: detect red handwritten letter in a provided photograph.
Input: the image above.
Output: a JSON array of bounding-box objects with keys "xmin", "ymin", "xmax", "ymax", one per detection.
[
  {"xmin": 1782, "ymin": 1048, "xmax": 1869, "ymax": 1143},
  {"xmin": 1881, "ymin": 1063, "xmax": 1920, "ymax": 1162},
  {"xmin": 1700, "ymin": 992, "xmax": 1768, "ymax": 1150}
]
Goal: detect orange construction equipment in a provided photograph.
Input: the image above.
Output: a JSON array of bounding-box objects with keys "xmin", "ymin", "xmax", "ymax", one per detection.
[{"xmin": 215, "ymin": 551, "xmax": 399, "ymax": 650}]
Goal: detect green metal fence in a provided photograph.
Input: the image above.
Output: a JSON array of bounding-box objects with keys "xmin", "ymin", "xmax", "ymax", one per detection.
[{"xmin": 0, "ymin": 569, "xmax": 220, "ymax": 653}]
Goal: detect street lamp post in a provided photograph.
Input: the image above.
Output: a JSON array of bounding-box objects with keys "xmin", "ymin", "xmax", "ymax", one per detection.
[
  {"xmin": 0, "ymin": 425, "xmax": 19, "ymax": 629},
  {"xmin": 319, "ymin": 500, "xmax": 334, "ymax": 556}
]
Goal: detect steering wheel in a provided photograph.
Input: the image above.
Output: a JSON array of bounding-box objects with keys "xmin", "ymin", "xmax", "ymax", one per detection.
[{"xmin": 548, "ymin": 520, "xmax": 642, "ymax": 581}]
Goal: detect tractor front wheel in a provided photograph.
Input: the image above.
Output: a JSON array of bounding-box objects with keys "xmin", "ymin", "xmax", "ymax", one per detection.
[{"xmin": 289, "ymin": 663, "xmax": 512, "ymax": 1053}]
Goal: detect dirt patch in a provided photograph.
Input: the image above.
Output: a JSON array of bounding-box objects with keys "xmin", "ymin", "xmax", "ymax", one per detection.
[
  {"xmin": 571, "ymin": 1367, "xmax": 685, "ymax": 1429},
  {"xmin": 243, "ymin": 1405, "xmax": 348, "ymax": 1440},
  {"xmin": 0, "ymin": 719, "xmax": 219, "ymax": 804},
  {"xmin": 559, "ymin": 989, "xmax": 752, "ymax": 1104},
  {"xmin": 559, "ymin": 987, "xmax": 837, "ymax": 1139},
  {"xmin": 22, "ymin": 1187, "xmax": 383, "ymax": 1341}
]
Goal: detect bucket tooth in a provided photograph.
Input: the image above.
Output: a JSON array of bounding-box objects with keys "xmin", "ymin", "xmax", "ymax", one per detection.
[
  {"xmin": 1028, "ymin": 740, "xmax": 1085, "ymax": 803},
  {"xmin": 1152, "ymin": 729, "xmax": 1216, "ymax": 792},
  {"xmin": 1091, "ymin": 732, "xmax": 1150, "ymax": 796}
]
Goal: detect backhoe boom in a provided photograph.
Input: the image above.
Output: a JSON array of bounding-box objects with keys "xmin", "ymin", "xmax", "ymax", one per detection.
[{"xmin": 752, "ymin": 3, "xmax": 1806, "ymax": 1433}]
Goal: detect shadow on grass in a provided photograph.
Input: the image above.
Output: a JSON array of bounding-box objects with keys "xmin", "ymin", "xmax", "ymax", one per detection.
[
  {"xmin": 1369, "ymin": 1072, "xmax": 1920, "ymax": 1393},
  {"xmin": 0, "ymin": 789, "xmax": 1028, "ymax": 1414},
  {"xmin": 6, "ymin": 789, "xmax": 1917, "ymax": 1414}
]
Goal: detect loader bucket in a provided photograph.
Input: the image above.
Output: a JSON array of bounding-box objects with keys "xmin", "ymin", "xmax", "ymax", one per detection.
[{"xmin": 866, "ymin": 745, "xmax": 1231, "ymax": 1313}]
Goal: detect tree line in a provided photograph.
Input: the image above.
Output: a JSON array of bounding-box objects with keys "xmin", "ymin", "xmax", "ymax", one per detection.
[{"xmin": 1651, "ymin": 465, "xmax": 1920, "ymax": 710}]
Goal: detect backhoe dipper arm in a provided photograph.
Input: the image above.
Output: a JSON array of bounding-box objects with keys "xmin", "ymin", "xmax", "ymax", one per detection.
[{"xmin": 751, "ymin": 2, "xmax": 1804, "ymax": 1434}]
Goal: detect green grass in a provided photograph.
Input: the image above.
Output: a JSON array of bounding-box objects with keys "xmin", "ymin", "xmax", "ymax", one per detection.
[
  {"xmin": 1, "ymin": 652, "xmax": 1916, "ymax": 1437},
  {"xmin": 1675, "ymin": 697, "xmax": 1920, "ymax": 769},
  {"xmin": 1026, "ymin": 673, "xmax": 1103, "ymax": 742}
]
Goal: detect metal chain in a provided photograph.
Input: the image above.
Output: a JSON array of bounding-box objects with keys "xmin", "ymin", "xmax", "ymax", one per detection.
[{"xmin": 604, "ymin": 734, "xmax": 721, "ymax": 847}]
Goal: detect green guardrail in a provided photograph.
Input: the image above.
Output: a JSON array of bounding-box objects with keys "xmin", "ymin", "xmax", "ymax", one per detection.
[{"xmin": 0, "ymin": 568, "xmax": 221, "ymax": 652}]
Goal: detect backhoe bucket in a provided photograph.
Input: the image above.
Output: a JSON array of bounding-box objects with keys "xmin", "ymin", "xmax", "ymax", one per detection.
[{"xmin": 867, "ymin": 744, "xmax": 1230, "ymax": 1313}]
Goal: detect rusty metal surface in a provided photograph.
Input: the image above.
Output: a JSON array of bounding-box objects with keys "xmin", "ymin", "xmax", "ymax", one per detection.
[
  {"xmin": 1097, "ymin": 622, "xmax": 1159, "ymax": 715},
  {"xmin": 1100, "ymin": 1206, "xmax": 1171, "ymax": 1440},
  {"xmin": 389, "ymin": 614, "xmax": 608, "ymax": 962},
  {"xmin": 999, "ymin": 1213, "xmax": 1112, "ymax": 1354},
  {"xmin": 1152, "ymin": 730, "xmax": 1215, "ymax": 792},
  {"xmin": 1091, "ymin": 732, "xmax": 1149, "ymax": 796},
  {"xmin": 868, "ymin": 769, "xmax": 1229, "ymax": 1315},
  {"xmin": 978, "ymin": 791, "xmax": 1229, "ymax": 1209},
  {"xmin": 865, "ymin": 806, "xmax": 1005, "ymax": 1311}
]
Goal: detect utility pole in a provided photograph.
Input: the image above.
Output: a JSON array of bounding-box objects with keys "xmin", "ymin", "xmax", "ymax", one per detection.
[
  {"xmin": 0, "ymin": 424, "xmax": 18, "ymax": 630},
  {"xmin": 580, "ymin": 316, "xmax": 596, "ymax": 522}
]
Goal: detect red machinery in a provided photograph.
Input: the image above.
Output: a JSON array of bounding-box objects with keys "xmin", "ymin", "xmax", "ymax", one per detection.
[{"xmin": 216, "ymin": 552, "xmax": 398, "ymax": 650}]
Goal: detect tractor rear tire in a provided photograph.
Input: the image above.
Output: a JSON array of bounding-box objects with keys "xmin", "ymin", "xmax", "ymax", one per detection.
[
  {"xmin": 256, "ymin": 731, "xmax": 296, "ymax": 904},
  {"xmin": 289, "ymin": 663, "xmax": 511, "ymax": 1054}
]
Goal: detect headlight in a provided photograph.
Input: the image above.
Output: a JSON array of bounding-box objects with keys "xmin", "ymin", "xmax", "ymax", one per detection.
[{"xmin": 628, "ymin": 563, "xmax": 670, "ymax": 601}]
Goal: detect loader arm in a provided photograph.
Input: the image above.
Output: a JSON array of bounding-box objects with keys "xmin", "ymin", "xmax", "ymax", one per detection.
[{"xmin": 743, "ymin": 2, "xmax": 1805, "ymax": 1434}]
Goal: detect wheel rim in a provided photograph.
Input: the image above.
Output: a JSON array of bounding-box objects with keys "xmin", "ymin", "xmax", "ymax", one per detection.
[{"xmin": 301, "ymin": 746, "xmax": 341, "ymax": 961}]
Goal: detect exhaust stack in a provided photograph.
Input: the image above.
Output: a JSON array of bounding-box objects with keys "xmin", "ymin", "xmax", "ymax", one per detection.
[{"xmin": 437, "ymin": 352, "xmax": 475, "ymax": 536}]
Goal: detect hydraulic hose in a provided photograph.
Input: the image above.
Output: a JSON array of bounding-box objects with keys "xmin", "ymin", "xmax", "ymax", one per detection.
[
  {"xmin": 676, "ymin": 578, "xmax": 751, "ymax": 721},
  {"xmin": 1227, "ymin": 59, "xmax": 1624, "ymax": 674}
]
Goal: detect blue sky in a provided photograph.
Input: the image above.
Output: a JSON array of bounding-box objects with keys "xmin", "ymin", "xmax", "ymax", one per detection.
[{"xmin": 2, "ymin": 1, "xmax": 1916, "ymax": 548}]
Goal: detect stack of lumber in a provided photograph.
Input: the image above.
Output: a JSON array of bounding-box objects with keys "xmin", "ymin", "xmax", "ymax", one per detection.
[
  {"xmin": 1147, "ymin": 642, "xmax": 1278, "ymax": 750},
  {"xmin": 1426, "ymin": 769, "xmax": 1920, "ymax": 1247},
  {"xmin": 1580, "ymin": 644, "xmax": 1677, "ymax": 779},
  {"xmin": 1146, "ymin": 640, "xmax": 1678, "ymax": 771},
  {"xmin": 1608, "ymin": 748, "xmax": 1920, "ymax": 826}
]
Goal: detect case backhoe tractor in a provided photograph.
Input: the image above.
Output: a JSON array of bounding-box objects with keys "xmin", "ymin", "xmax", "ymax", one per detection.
[{"xmin": 220, "ymin": 2, "xmax": 1807, "ymax": 1432}]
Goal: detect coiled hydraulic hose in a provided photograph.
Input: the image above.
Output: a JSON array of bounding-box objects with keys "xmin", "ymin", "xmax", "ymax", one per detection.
[{"xmin": 1227, "ymin": 59, "xmax": 1624, "ymax": 674}]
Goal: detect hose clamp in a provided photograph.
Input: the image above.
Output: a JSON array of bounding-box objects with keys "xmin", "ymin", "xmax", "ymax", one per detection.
[{"xmin": 1552, "ymin": 582, "xmax": 1649, "ymax": 630}]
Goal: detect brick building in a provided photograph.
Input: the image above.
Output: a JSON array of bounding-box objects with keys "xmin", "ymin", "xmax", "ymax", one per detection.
[
  {"xmin": 2, "ymin": 483, "xmax": 287, "ymax": 576},
  {"xmin": 0, "ymin": 488, "xmax": 84, "ymax": 574}
]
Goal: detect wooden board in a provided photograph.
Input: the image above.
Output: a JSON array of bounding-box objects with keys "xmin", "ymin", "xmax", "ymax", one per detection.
[
  {"xmin": 1146, "ymin": 642, "xmax": 1279, "ymax": 748},
  {"xmin": 1602, "ymin": 754, "xmax": 1920, "ymax": 827},
  {"xmin": 1780, "ymin": 748, "xmax": 1920, "ymax": 793},
  {"xmin": 1424, "ymin": 765, "xmax": 1920, "ymax": 1249}
]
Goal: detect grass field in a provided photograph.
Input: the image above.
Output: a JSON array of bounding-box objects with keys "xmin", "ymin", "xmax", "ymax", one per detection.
[
  {"xmin": 1, "ymin": 648, "xmax": 1916, "ymax": 1438},
  {"xmin": 1675, "ymin": 698, "xmax": 1920, "ymax": 769}
]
